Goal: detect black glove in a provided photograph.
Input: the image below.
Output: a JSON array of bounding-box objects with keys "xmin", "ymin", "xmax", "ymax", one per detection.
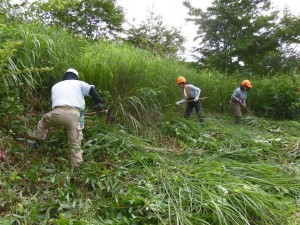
[{"xmin": 95, "ymin": 103, "xmax": 104, "ymax": 116}]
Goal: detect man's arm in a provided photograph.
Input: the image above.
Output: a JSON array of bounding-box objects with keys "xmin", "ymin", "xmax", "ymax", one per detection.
[{"xmin": 89, "ymin": 87, "xmax": 105, "ymax": 115}]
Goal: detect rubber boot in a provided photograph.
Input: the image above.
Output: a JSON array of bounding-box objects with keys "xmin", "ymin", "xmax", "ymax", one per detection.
[
  {"xmin": 28, "ymin": 139, "xmax": 43, "ymax": 149},
  {"xmin": 198, "ymin": 116, "xmax": 205, "ymax": 127},
  {"xmin": 235, "ymin": 116, "xmax": 241, "ymax": 124}
]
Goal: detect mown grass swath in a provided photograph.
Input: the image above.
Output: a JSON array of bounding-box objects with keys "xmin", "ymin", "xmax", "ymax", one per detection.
[{"xmin": 0, "ymin": 21, "xmax": 300, "ymax": 224}]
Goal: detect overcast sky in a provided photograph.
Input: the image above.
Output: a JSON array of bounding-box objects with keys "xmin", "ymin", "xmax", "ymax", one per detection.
[{"xmin": 116, "ymin": 0, "xmax": 300, "ymax": 60}]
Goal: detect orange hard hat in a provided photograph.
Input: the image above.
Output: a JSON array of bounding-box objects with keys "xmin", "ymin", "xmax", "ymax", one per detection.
[
  {"xmin": 177, "ymin": 76, "xmax": 186, "ymax": 85},
  {"xmin": 242, "ymin": 80, "xmax": 252, "ymax": 88}
]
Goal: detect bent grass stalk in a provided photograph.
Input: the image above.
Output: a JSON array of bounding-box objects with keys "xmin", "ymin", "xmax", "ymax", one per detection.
[{"xmin": 1, "ymin": 21, "xmax": 299, "ymax": 225}]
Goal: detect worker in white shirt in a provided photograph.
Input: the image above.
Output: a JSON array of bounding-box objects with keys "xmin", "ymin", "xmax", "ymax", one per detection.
[{"xmin": 28, "ymin": 68, "xmax": 105, "ymax": 167}]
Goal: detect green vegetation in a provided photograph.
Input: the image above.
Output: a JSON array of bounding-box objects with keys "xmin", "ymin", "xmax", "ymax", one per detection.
[
  {"xmin": 125, "ymin": 11, "xmax": 185, "ymax": 59},
  {"xmin": 184, "ymin": 0, "xmax": 300, "ymax": 75},
  {"xmin": 0, "ymin": 22, "xmax": 300, "ymax": 224},
  {"xmin": 2, "ymin": 0, "xmax": 299, "ymax": 75}
]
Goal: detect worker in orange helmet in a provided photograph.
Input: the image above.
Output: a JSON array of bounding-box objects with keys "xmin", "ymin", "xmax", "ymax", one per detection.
[
  {"xmin": 176, "ymin": 76, "xmax": 205, "ymax": 126},
  {"xmin": 230, "ymin": 80, "xmax": 252, "ymax": 124}
]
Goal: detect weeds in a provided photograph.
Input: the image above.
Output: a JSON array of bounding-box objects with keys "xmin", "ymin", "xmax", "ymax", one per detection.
[
  {"xmin": 0, "ymin": 21, "xmax": 299, "ymax": 225},
  {"xmin": 2, "ymin": 111, "xmax": 299, "ymax": 224}
]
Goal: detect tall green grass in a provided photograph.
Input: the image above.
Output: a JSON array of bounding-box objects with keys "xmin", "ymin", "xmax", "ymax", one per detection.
[
  {"xmin": 0, "ymin": 20, "xmax": 300, "ymax": 224},
  {"xmin": 78, "ymin": 41, "xmax": 198, "ymax": 131},
  {"xmin": 1, "ymin": 21, "xmax": 299, "ymax": 127},
  {"xmin": 0, "ymin": 22, "xmax": 88, "ymax": 99}
]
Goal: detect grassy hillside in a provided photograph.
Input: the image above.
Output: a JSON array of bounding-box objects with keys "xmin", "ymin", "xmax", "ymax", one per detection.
[
  {"xmin": 0, "ymin": 22, "xmax": 300, "ymax": 224},
  {"xmin": 1, "ymin": 111, "xmax": 300, "ymax": 224}
]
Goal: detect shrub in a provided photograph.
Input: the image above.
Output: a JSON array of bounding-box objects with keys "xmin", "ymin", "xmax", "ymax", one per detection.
[{"xmin": 250, "ymin": 76, "xmax": 300, "ymax": 120}]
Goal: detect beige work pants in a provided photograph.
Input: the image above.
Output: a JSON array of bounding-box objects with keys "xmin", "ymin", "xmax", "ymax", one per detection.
[
  {"xmin": 230, "ymin": 101, "xmax": 242, "ymax": 124},
  {"xmin": 36, "ymin": 106, "xmax": 83, "ymax": 166}
]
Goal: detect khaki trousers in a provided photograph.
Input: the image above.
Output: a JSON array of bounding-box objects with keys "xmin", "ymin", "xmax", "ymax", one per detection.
[
  {"xmin": 36, "ymin": 106, "xmax": 83, "ymax": 166},
  {"xmin": 230, "ymin": 101, "xmax": 242, "ymax": 124}
]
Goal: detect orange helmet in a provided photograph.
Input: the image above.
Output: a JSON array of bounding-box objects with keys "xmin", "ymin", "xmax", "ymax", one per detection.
[
  {"xmin": 177, "ymin": 76, "xmax": 186, "ymax": 85},
  {"xmin": 242, "ymin": 80, "xmax": 252, "ymax": 88}
]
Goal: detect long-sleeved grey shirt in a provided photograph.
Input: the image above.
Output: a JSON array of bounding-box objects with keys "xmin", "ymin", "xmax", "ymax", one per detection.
[
  {"xmin": 178, "ymin": 84, "xmax": 201, "ymax": 103},
  {"xmin": 231, "ymin": 87, "xmax": 247, "ymax": 105}
]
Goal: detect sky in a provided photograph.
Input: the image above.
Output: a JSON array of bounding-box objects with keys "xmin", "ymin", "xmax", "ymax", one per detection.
[{"xmin": 116, "ymin": 0, "xmax": 300, "ymax": 60}]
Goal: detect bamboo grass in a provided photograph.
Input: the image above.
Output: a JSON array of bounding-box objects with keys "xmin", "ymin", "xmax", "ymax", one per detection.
[{"xmin": 0, "ymin": 21, "xmax": 299, "ymax": 225}]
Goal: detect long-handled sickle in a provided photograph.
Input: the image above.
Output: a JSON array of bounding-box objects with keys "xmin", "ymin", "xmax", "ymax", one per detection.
[
  {"xmin": 232, "ymin": 95, "xmax": 256, "ymax": 117},
  {"xmin": 85, "ymin": 109, "xmax": 108, "ymax": 117},
  {"xmin": 165, "ymin": 97, "xmax": 208, "ymax": 107}
]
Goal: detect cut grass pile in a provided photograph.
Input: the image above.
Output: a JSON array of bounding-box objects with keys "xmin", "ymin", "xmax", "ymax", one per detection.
[{"xmin": 0, "ymin": 111, "xmax": 299, "ymax": 225}]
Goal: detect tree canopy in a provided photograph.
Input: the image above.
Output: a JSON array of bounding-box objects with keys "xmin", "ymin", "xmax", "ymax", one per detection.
[
  {"xmin": 125, "ymin": 12, "xmax": 185, "ymax": 59},
  {"xmin": 184, "ymin": 0, "xmax": 300, "ymax": 76},
  {"xmin": 0, "ymin": 0, "xmax": 125, "ymax": 40}
]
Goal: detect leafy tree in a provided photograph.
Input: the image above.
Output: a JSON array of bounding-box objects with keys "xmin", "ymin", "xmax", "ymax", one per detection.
[
  {"xmin": 37, "ymin": 0, "xmax": 125, "ymax": 39},
  {"xmin": 0, "ymin": 0, "xmax": 9, "ymax": 23},
  {"xmin": 275, "ymin": 10, "xmax": 300, "ymax": 74},
  {"xmin": 125, "ymin": 12, "xmax": 185, "ymax": 59},
  {"xmin": 1, "ymin": 0, "xmax": 125, "ymax": 40},
  {"xmin": 184, "ymin": 0, "xmax": 300, "ymax": 76},
  {"xmin": 0, "ymin": 0, "xmax": 32, "ymax": 24}
]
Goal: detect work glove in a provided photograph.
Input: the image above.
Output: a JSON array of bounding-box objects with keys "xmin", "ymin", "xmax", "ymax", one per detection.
[
  {"xmin": 194, "ymin": 97, "xmax": 199, "ymax": 102},
  {"xmin": 176, "ymin": 101, "xmax": 181, "ymax": 105},
  {"xmin": 95, "ymin": 103, "xmax": 104, "ymax": 116}
]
